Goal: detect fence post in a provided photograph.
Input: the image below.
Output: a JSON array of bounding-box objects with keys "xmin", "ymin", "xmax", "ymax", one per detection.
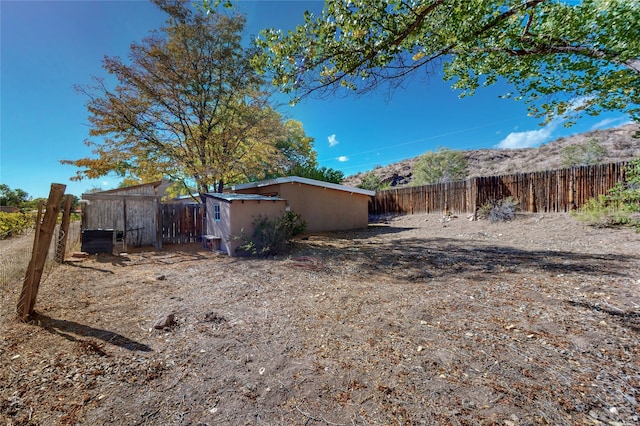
[
  {"xmin": 528, "ymin": 180, "xmax": 536, "ymax": 212},
  {"xmin": 17, "ymin": 183, "xmax": 66, "ymax": 320},
  {"xmin": 155, "ymin": 198, "xmax": 162, "ymax": 250},
  {"xmin": 55, "ymin": 194, "xmax": 74, "ymax": 263},
  {"xmin": 568, "ymin": 169, "xmax": 576, "ymax": 211},
  {"xmin": 472, "ymin": 178, "xmax": 477, "ymax": 215}
]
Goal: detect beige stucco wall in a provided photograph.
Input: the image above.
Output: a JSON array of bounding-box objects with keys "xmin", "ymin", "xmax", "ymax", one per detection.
[
  {"xmin": 234, "ymin": 182, "xmax": 370, "ymax": 232},
  {"xmin": 205, "ymin": 197, "xmax": 286, "ymax": 256}
]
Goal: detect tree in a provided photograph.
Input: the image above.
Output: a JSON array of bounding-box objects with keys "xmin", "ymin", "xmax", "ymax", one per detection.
[
  {"xmin": 413, "ymin": 147, "xmax": 468, "ymax": 185},
  {"xmin": 561, "ymin": 138, "xmax": 607, "ymax": 167},
  {"xmin": 0, "ymin": 185, "xmax": 30, "ymax": 208},
  {"xmin": 258, "ymin": 119, "xmax": 318, "ymax": 180},
  {"xmin": 287, "ymin": 165, "xmax": 345, "ymax": 184},
  {"xmin": 63, "ymin": 0, "xmax": 304, "ymax": 194},
  {"xmin": 358, "ymin": 172, "xmax": 385, "ymax": 191},
  {"xmin": 252, "ymin": 0, "xmax": 640, "ymax": 123}
]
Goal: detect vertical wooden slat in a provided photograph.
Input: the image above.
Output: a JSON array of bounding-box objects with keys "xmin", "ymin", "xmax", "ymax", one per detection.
[
  {"xmin": 55, "ymin": 194, "xmax": 74, "ymax": 263},
  {"xmin": 369, "ymin": 161, "xmax": 629, "ymax": 216}
]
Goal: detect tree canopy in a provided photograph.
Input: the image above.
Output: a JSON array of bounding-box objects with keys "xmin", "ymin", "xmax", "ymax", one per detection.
[
  {"xmin": 413, "ymin": 147, "xmax": 468, "ymax": 185},
  {"xmin": 0, "ymin": 185, "xmax": 30, "ymax": 208},
  {"xmin": 561, "ymin": 138, "xmax": 607, "ymax": 167},
  {"xmin": 357, "ymin": 171, "xmax": 386, "ymax": 191},
  {"xmin": 252, "ymin": 0, "xmax": 640, "ymax": 123},
  {"xmin": 63, "ymin": 0, "xmax": 315, "ymax": 194}
]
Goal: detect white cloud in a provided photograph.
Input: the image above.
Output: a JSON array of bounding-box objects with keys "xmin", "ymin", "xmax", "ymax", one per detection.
[
  {"xmin": 337, "ymin": 156, "xmax": 349, "ymax": 162},
  {"xmin": 497, "ymin": 96, "xmax": 617, "ymax": 149},
  {"xmin": 328, "ymin": 134, "xmax": 339, "ymax": 147},
  {"xmin": 496, "ymin": 119, "xmax": 561, "ymax": 149},
  {"xmin": 590, "ymin": 117, "xmax": 631, "ymax": 130}
]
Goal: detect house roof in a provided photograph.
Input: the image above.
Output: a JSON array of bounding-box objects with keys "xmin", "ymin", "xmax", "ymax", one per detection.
[
  {"xmin": 231, "ymin": 176, "xmax": 375, "ymax": 196},
  {"xmin": 83, "ymin": 180, "xmax": 169, "ymax": 197},
  {"xmin": 203, "ymin": 193, "xmax": 284, "ymax": 203}
]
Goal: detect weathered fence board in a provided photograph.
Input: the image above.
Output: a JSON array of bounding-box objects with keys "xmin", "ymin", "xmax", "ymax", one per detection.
[
  {"xmin": 82, "ymin": 194, "xmax": 162, "ymax": 249},
  {"xmin": 161, "ymin": 203, "xmax": 203, "ymax": 244},
  {"xmin": 370, "ymin": 161, "xmax": 630, "ymax": 216}
]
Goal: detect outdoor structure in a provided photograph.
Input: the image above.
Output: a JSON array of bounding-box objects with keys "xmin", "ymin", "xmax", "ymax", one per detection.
[
  {"xmin": 231, "ymin": 176, "xmax": 375, "ymax": 232},
  {"xmin": 81, "ymin": 181, "xmax": 169, "ymax": 252},
  {"xmin": 202, "ymin": 193, "xmax": 287, "ymax": 256},
  {"xmin": 0, "ymin": 206, "xmax": 20, "ymax": 213}
]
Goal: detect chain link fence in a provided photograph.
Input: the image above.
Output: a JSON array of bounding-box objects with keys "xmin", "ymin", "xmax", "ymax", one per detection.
[{"xmin": 1, "ymin": 221, "xmax": 81, "ymax": 295}]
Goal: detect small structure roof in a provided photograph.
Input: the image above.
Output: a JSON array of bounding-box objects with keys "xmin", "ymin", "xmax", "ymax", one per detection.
[
  {"xmin": 84, "ymin": 180, "xmax": 167, "ymax": 195},
  {"xmin": 82, "ymin": 180, "xmax": 170, "ymax": 199},
  {"xmin": 231, "ymin": 176, "xmax": 375, "ymax": 196},
  {"xmin": 203, "ymin": 193, "xmax": 284, "ymax": 203}
]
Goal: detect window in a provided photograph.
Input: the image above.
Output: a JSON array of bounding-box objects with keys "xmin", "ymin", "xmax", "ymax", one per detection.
[{"xmin": 213, "ymin": 204, "xmax": 221, "ymax": 222}]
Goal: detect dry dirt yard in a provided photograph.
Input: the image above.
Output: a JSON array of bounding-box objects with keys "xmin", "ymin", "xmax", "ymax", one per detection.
[{"xmin": 1, "ymin": 213, "xmax": 639, "ymax": 425}]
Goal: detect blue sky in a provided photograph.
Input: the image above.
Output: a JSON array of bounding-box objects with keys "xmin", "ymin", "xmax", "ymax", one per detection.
[{"xmin": 0, "ymin": 0, "xmax": 631, "ymax": 199}]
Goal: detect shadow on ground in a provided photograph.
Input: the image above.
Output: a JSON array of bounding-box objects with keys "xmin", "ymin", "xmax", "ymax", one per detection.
[
  {"xmin": 31, "ymin": 313, "xmax": 152, "ymax": 352},
  {"xmin": 293, "ymin": 229, "xmax": 636, "ymax": 281},
  {"xmin": 566, "ymin": 300, "xmax": 640, "ymax": 333}
]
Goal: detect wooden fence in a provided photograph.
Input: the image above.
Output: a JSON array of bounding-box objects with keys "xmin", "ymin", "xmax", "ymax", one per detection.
[
  {"xmin": 370, "ymin": 161, "xmax": 630, "ymax": 216},
  {"xmin": 161, "ymin": 203, "xmax": 204, "ymax": 244}
]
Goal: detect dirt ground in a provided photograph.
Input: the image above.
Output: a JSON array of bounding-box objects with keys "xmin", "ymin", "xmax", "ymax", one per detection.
[{"xmin": 1, "ymin": 213, "xmax": 639, "ymax": 425}]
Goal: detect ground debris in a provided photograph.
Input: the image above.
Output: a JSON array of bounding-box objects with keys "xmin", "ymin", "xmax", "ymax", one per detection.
[{"xmin": 1, "ymin": 213, "xmax": 638, "ymax": 425}]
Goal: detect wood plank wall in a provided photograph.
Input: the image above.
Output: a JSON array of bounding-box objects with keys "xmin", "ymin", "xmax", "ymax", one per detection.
[
  {"xmin": 82, "ymin": 194, "xmax": 161, "ymax": 248},
  {"xmin": 161, "ymin": 203, "xmax": 203, "ymax": 244},
  {"xmin": 370, "ymin": 162, "xmax": 630, "ymax": 215}
]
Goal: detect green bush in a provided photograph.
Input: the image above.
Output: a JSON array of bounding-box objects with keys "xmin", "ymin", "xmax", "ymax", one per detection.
[
  {"xmin": 358, "ymin": 172, "xmax": 385, "ymax": 191},
  {"xmin": 0, "ymin": 212, "xmax": 35, "ymax": 239},
  {"xmin": 571, "ymin": 195, "xmax": 637, "ymax": 228},
  {"xmin": 235, "ymin": 210, "xmax": 306, "ymax": 256},
  {"xmin": 413, "ymin": 147, "xmax": 468, "ymax": 185},
  {"xmin": 609, "ymin": 158, "xmax": 640, "ymax": 210},
  {"xmin": 561, "ymin": 138, "xmax": 607, "ymax": 167},
  {"xmin": 478, "ymin": 197, "xmax": 519, "ymax": 222},
  {"xmin": 572, "ymin": 158, "xmax": 640, "ymax": 230}
]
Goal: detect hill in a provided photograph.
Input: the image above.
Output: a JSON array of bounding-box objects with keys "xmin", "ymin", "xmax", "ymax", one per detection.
[{"xmin": 343, "ymin": 122, "xmax": 640, "ymax": 188}]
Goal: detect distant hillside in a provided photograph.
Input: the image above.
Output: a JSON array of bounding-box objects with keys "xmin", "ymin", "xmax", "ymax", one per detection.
[{"xmin": 343, "ymin": 123, "xmax": 640, "ymax": 188}]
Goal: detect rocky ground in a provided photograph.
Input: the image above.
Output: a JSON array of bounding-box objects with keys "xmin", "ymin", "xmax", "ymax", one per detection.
[{"xmin": 1, "ymin": 213, "xmax": 639, "ymax": 425}]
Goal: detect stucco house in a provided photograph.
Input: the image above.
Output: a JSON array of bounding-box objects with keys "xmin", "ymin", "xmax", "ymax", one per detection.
[
  {"xmin": 230, "ymin": 176, "xmax": 375, "ymax": 233},
  {"xmin": 202, "ymin": 193, "xmax": 287, "ymax": 256}
]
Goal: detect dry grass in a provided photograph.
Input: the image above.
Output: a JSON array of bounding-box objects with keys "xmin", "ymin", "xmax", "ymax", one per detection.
[{"xmin": 1, "ymin": 213, "xmax": 639, "ymax": 425}]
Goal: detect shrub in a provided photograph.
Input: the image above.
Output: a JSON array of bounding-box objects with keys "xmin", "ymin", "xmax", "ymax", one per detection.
[
  {"xmin": 413, "ymin": 147, "xmax": 468, "ymax": 185},
  {"xmin": 478, "ymin": 197, "xmax": 519, "ymax": 222},
  {"xmin": 573, "ymin": 157, "xmax": 640, "ymax": 230},
  {"xmin": 358, "ymin": 172, "xmax": 384, "ymax": 191},
  {"xmin": 608, "ymin": 158, "xmax": 640, "ymax": 210},
  {"xmin": 571, "ymin": 195, "xmax": 637, "ymax": 228},
  {"xmin": 0, "ymin": 212, "xmax": 35, "ymax": 239},
  {"xmin": 561, "ymin": 138, "xmax": 607, "ymax": 167},
  {"xmin": 235, "ymin": 210, "xmax": 306, "ymax": 256}
]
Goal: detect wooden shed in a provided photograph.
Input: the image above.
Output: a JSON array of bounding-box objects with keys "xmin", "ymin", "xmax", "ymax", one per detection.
[
  {"xmin": 231, "ymin": 176, "xmax": 375, "ymax": 232},
  {"xmin": 81, "ymin": 181, "xmax": 168, "ymax": 251},
  {"xmin": 202, "ymin": 193, "xmax": 286, "ymax": 256}
]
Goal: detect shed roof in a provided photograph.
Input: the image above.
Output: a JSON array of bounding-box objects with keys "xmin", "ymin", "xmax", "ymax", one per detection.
[
  {"xmin": 82, "ymin": 180, "xmax": 169, "ymax": 198},
  {"xmin": 231, "ymin": 176, "xmax": 375, "ymax": 196},
  {"xmin": 203, "ymin": 193, "xmax": 284, "ymax": 203}
]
